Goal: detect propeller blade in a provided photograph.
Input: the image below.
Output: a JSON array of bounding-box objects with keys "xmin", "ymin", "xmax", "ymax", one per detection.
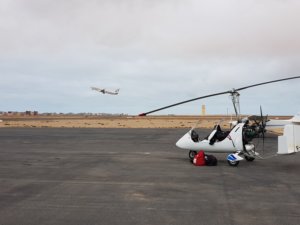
[
  {"xmin": 260, "ymin": 105, "xmax": 266, "ymax": 155},
  {"xmin": 262, "ymin": 126, "xmax": 265, "ymax": 155},
  {"xmin": 139, "ymin": 76, "xmax": 300, "ymax": 116}
]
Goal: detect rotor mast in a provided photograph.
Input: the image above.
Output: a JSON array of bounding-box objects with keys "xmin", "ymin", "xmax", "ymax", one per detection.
[{"xmin": 230, "ymin": 90, "xmax": 241, "ymax": 120}]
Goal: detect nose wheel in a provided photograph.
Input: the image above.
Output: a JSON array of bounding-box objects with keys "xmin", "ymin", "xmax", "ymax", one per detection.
[
  {"xmin": 189, "ymin": 150, "xmax": 197, "ymax": 160},
  {"xmin": 227, "ymin": 153, "xmax": 243, "ymax": 166},
  {"xmin": 227, "ymin": 160, "xmax": 240, "ymax": 166}
]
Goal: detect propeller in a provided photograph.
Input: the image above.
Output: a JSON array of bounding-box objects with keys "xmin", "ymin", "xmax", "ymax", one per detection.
[
  {"xmin": 257, "ymin": 106, "xmax": 270, "ymax": 155},
  {"xmin": 260, "ymin": 106, "xmax": 265, "ymax": 148},
  {"xmin": 246, "ymin": 106, "xmax": 268, "ymax": 155},
  {"xmin": 139, "ymin": 76, "xmax": 300, "ymax": 116}
]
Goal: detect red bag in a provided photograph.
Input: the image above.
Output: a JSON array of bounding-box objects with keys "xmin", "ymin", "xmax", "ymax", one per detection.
[{"xmin": 193, "ymin": 151, "xmax": 206, "ymax": 166}]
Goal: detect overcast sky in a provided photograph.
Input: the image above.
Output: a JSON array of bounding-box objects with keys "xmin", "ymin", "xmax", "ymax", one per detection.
[{"xmin": 0, "ymin": 0, "xmax": 300, "ymax": 115}]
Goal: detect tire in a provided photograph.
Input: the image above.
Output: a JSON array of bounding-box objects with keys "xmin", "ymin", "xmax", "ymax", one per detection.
[
  {"xmin": 227, "ymin": 160, "xmax": 240, "ymax": 167},
  {"xmin": 189, "ymin": 151, "xmax": 197, "ymax": 160},
  {"xmin": 245, "ymin": 155, "xmax": 255, "ymax": 162}
]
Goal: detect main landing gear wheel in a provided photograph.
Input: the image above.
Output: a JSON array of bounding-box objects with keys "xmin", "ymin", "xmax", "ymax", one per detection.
[
  {"xmin": 245, "ymin": 156, "xmax": 255, "ymax": 162},
  {"xmin": 227, "ymin": 160, "xmax": 240, "ymax": 167},
  {"xmin": 189, "ymin": 151, "xmax": 197, "ymax": 160}
]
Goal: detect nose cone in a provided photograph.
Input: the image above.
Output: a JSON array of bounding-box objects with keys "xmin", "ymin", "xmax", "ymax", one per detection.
[
  {"xmin": 176, "ymin": 137, "xmax": 184, "ymax": 148},
  {"xmin": 176, "ymin": 133, "xmax": 191, "ymax": 149}
]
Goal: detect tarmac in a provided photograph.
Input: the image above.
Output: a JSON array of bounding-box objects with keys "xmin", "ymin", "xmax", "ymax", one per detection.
[{"xmin": 0, "ymin": 128, "xmax": 299, "ymax": 225}]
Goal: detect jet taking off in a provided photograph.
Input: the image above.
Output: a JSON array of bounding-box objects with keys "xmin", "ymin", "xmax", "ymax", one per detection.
[{"xmin": 91, "ymin": 87, "xmax": 120, "ymax": 95}]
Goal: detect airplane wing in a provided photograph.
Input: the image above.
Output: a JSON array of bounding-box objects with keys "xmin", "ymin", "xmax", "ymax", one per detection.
[
  {"xmin": 91, "ymin": 87, "xmax": 100, "ymax": 91},
  {"xmin": 91, "ymin": 87, "xmax": 105, "ymax": 93}
]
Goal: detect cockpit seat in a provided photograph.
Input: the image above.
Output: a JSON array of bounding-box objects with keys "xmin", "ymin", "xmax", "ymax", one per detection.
[{"xmin": 191, "ymin": 130, "xmax": 199, "ymax": 142}]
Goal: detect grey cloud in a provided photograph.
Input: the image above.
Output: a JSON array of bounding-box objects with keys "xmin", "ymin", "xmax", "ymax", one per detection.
[{"xmin": 0, "ymin": 0, "xmax": 299, "ymax": 114}]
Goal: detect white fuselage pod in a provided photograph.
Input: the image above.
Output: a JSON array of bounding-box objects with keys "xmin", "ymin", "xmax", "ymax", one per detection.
[{"xmin": 176, "ymin": 123, "xmax": 245, "ymax": 153}]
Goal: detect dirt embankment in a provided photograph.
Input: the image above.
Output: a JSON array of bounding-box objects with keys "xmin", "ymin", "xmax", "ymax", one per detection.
[{"xmin": 0, "ymin": 115, "xmax": 290, "ymax": 131}]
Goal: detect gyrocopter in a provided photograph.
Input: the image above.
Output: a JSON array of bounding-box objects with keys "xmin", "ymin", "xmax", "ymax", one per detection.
[{"xmin": 139, "ymin": 76, "xmax": 300, "ymax": 166}]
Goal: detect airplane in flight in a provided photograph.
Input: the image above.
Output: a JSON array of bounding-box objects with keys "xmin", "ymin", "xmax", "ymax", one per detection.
[{"xmin": 91, "ymin": 87, "xmax": 120, "ymax": 95}]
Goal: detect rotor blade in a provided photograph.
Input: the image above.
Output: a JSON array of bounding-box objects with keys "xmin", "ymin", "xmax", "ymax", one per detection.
[
  {"xmin": 138, "ymin": 90, "xmax": 230, "ymax": 116},
  {"xmin": 139, "ymin": 76, "xmax": 300, "ymax": 116},
  {"xmin": 236, "ymin": 76, "xmax": 300, "ymax": 91}
]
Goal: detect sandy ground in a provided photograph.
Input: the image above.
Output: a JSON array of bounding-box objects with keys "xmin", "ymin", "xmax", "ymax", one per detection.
[
  {"xmin": 0, "ymin": 116, "xmax": 219, "ymax": 129},
  {"xmin": 0, "ymin": 115, "xmax": 288, "ymax": 134}
]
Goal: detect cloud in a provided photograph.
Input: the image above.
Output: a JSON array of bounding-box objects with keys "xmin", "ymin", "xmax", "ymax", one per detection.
[{"xmin": 0, "ymin": 0, "xmax": 299, "ymax": 115}]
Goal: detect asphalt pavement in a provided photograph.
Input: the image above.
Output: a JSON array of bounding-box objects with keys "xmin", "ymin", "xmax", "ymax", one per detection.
[{"xmin": 0, "ymin": 128, "xmax": 299, "ymax": 225}]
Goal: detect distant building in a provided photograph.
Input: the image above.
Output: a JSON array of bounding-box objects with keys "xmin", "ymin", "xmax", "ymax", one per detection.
[
  {"xmin": 201, "ymin": 104, "xmax": 206, "ymax": 115},
  {"xmin": 25, "ymin": 111, "xmax": 38, "ymax": 116}
]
